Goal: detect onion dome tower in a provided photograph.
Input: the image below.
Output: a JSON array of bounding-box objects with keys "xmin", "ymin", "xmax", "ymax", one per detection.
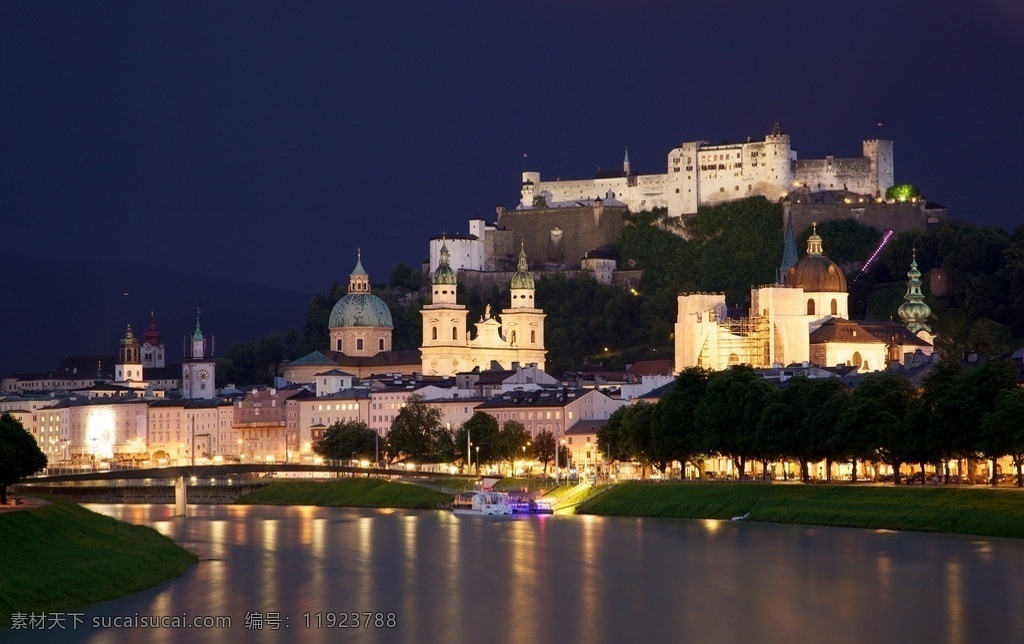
[
  {"xmin": 509, "ymin": 244, "xmax": 536, "ymax": 309},
  {"xmin": 897, "ymin": 249, "xmax": 932, "ymax": 334},
  {"xmin": 431, "ymin": 241, "xmax": 459, "ymax": 304},
  {"xmin": 328, "ymin": 250, "xmax": 393, "ymax": 356},
  {"xmin": 115, "ymin": 324, "xmax": 142, "ymax": 382}
]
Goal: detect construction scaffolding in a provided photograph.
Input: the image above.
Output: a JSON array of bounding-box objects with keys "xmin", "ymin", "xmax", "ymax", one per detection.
[{"xmin": 694, "ymin": 309, "xmax": 772, "ymax": 370}]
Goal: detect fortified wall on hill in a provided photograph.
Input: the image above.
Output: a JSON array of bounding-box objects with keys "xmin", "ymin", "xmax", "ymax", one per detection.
[
  {"xmin": 428, "ymin": 202, "xmax": 628, "ymax": 276},
  {"xmin": 519, "ymin": 124, "xmax": 894, "ymax": 217}
]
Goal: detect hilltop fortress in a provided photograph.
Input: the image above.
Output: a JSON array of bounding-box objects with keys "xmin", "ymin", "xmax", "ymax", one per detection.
[{"xmin": 519, "ymin": 124, "xmax": 894, "ymax": 217}]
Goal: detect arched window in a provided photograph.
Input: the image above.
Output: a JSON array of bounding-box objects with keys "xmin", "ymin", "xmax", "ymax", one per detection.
[
  {"xmin": 807, "ymin": 299, "xmax": 815, "ymax": 315},
  {"xmin": 852, "ymin": 352, "xmax": 862, "ymax": 368},
  {"xmin": 510, "ymin": 330, "xmax": 517, "ymax": 345},
  {"xmin": 530, "ymin": 330, "xmax": 536, "ymax": 343},
  {"xmin": 831, "ymin": 299, "xmax": 838, "ymax": 316},
  {"xmin": 432, "ymin": 327, "xmax": 437, "ymax": 341},
  {"xmin": 452, "ymin": 327, "xmax": 458, "ymax": 340}
]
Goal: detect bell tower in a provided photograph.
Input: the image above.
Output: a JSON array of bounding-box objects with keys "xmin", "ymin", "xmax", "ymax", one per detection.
[
  {"xmin": 115, "ymin": 324, "xmax": 143, "ymax": 384},
  {"xmin": 182, "ymin": 310, "xmax": 216, "ymax": 399}
]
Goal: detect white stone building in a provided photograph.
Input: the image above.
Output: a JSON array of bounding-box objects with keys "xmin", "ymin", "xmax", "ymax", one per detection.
[{"xmin": 520, "ymin": 125, "xmax": 894, "ymax": 217}]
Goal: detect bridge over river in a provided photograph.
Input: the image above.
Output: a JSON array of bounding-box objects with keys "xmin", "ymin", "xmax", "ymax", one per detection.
[{"xmin": 17, "ymin": 463, "xmax": 479, "ymax": 515}]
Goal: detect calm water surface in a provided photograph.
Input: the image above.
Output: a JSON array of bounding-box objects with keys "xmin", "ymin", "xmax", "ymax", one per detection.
[{"xmin": 8, "ymin": 504, "xmax": 1024, "ymax": 644}]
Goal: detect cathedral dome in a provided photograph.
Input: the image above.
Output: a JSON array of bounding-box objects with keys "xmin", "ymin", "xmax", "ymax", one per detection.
[
  {"xmin": 329, "ymin": 293, "xmax": 393, "ymax": 328},
  {"xmin": 784, "ymin": 224, "xmax": 847, "ymax": 293},
  {"xmin": 329, "ymin": 253, "xmax": 393, "ymax": 329}
]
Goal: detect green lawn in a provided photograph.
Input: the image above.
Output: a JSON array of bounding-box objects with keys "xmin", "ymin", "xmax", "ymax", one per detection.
[
  {"xmin": 0, "ymin": 498, "xmax": 197, "ymax": 627},
  {"xmin": 576, "ymin": 482, "xmax": 1024, "ymax": 539},
  {"xmin": 235, "ymin": 478, "xmax": 452, "ymax": 509}
]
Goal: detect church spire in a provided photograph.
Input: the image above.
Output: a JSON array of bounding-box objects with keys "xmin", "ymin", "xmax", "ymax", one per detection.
[
  {"xmin": 623, "ymin": 147, "xmax": 631, "ymax": 175},
  {"xmin": 778, "ymin": 211, "xmax": 799, "ymax": 283},
  {"xmin": 898, "ymin": 249, "xmax": 932, "ymax": 334}
]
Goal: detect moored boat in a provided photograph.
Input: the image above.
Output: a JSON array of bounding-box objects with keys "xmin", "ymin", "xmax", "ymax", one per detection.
[{"xmin": 452, "ymin": 490, "xmax": 513, "ymax": 516}]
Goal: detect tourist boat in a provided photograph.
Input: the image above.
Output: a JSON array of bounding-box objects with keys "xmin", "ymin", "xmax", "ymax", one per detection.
[
  {"xmin": 508, "ymin": 492, "xmax": 554, "ymax": 515},
  {"xmin": 452, "ymin": 490, "xmax": 513, "ymax": 516}
]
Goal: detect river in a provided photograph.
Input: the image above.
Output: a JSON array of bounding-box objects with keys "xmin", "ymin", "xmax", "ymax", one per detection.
[{"xmin": 6, "ymin": 504, "xmax": 1024, "ymax": 643}]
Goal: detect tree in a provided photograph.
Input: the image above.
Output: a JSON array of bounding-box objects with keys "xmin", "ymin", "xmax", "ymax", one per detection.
[
  {"xmin": 980, "ymin": 388, "xmax": 1024, "ymax": 487},
  {"xmin": 493, "ymin": 420, "xmax": 530, "ymax": 475},
  {"xmin": 533, "ymin": 430, "xmax": 569, "ymax": 476},
  {"xmin": 386, "ymin": 395, "xmax": 446, "ymax": 463},
  {"xmin": 597, "ymin": 407, "xmax": 631, "ymax": 464},
  {"xmin": 0, "ymin": 414, "xmax": 47, "ymax": 505},
  {"xmin": 695, "ymin": 366, "xmax": 774, "ymax": 478},
  {"xmin": 313, "ymin": 421, "xmax": 379, "ymax": 463},
  {"xmin": 762, "ymin": 376, "xmax": 848, "ymax": 482},
  {"xmin": 654, "ymin": 367, "xmax": 710, "ymax": 477},
  {"xmin": 621, "ymin": 402, "xmax": 659, "ymax": 474},
  {"xmin": 837, "ymin": 374, "xmax": 919, "ymax": 485},
  {"xmin": 455, "ymin": 412, "xmax": 500, "ymax": 472}
]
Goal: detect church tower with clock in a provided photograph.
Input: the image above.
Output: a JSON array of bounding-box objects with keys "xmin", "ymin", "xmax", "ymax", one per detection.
[{"xmin": 182, "ymin": 312, "xmax": 216, "ymax": 399}]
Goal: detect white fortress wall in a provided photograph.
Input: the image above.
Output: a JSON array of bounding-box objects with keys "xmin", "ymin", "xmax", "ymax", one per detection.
[
  {"xmin": 429, "ymin": 236, "xmax": 483, "ymax": 275},
  {"xmin": 522, "ymin": 132, "xmax": 890, "ymax": 218}
]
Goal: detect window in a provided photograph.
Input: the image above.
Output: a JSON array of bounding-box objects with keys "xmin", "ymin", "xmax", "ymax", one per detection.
[
  {"xmin": 379, "ymin": 338, "xmax": 385, "ymax": 351},
  {"xmin": 530, "ymin": 330, "xmax": 536, "ymax": 343},
  {"xmin": 831, "ymin": 299, "xmax": 838, "ymax": 316},
  {"xmin": 452, "ymin": 327, "xmax": 458, "ymax": 340},
  {"xmin": 432, "ymin": 327, "xmax": 438, "ymax": 340},
  {"xmin": 356, "ymin": 339, "xmax": 364, "ymax": 351},
  {"xmin": 807, "ymin": 299, "xmax": 815, "ymax": 315},
  {"xmin": 337, "ymin": 339, "xmax": 342, "ymax": 351}
]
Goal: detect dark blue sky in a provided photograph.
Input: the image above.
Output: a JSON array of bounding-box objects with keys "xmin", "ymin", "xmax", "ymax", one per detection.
[{"xmin": 2, "ymin": 1, "xmax": 1022, "ymax": 375}]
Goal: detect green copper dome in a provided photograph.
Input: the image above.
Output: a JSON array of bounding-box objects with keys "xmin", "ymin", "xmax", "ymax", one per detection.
[
  {"xmin": 510, "ymin": 247, "xmax": 534, "ymax": 289},
  {"xmin": 329, "ymin": 254, "xmax": 393, "ymax": 328},
  {"xmin": 329, "ymin": 293, "xmax": 393, "ymax": 328},
  {"xmin": 432, "ymin": 242, "xmax": 458, "ymax": 286}
]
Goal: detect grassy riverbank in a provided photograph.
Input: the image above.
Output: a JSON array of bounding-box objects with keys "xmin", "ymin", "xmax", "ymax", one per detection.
[
  {"xmin": 576, "ymin": 482, "xmax": 1024, "ymax": 539},
  {"xmin": 0, "ymin": 498, "xmax": 197, "ymax": 627},
  {"xmin": 236, "ymin": 478, "xmax": 452, "ymax": 509}
]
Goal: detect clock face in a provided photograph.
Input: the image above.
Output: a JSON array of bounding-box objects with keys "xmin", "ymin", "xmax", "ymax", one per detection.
[{"xmin": 197, "ymin": 369, "xmax": 209, "ymax": 383}]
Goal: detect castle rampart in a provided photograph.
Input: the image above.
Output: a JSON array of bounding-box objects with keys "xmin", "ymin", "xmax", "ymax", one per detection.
[{"xmin": 521, "ymin": 127, "xmax": 893, "ymax": 217}]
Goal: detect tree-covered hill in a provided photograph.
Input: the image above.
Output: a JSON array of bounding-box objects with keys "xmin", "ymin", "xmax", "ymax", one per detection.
[{"xmin": 217, "ymin": 198, "xmax": 1024, "ymax": 385}]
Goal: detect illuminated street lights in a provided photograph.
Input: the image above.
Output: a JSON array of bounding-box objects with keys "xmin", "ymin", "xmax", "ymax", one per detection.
[{"xmin": 475, "ymin": 445, "xmax": 480, "ymax": 475}]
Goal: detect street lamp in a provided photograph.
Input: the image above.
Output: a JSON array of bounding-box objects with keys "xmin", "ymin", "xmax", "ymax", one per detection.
[{"xmin": 475, "ymin": 445, "xmax": 480, "ymax": 474}]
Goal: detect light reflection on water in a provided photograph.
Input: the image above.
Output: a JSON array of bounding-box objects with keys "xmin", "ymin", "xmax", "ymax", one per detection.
[{"xmin": 5, "ymin": 504, "xmax": 1024, "ymax": 644}]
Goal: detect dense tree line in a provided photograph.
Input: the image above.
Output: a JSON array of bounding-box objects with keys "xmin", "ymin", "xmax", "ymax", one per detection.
[
  {"xmin": 598, "ymin": 360, "xmax": 1024, "ymax": 486},
  {"xmin": 313, "ymin": 399, "xmax": 544, "ymax": 474}
]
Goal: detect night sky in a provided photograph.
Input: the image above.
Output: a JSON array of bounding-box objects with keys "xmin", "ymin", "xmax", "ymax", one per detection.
[{"xmin": 2, "ymin": 1, "xmax": 1022, "ymax": 376}]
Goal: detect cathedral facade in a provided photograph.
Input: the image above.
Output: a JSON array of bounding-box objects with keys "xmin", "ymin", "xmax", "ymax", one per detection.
[{"xmin": 420, "ymin": 243, "xmax": 546, "ymax": 376}]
